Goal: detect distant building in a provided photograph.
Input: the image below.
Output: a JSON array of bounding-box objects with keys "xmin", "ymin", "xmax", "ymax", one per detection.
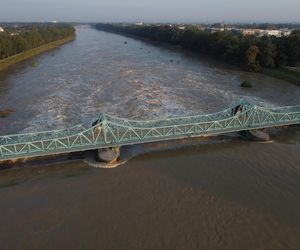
[
  {"xmin": 231, "ymin": 29, "xmax": 260, "ymax": 36},
  {"xmin": 0, "ymin": 26, "xmax": 4, "ymax": 32},
  {"xmin": 261, "ymin": 30, "xmax": 282, "ymax": 37},
  {"xmin": 178, "ymin": 26, "xmax": 186, "ymax": 30},
  {"xmin": 205, "ymin": 27, "xmax": 224, "ymax": 33},
  {"xmin": 135, "ymin": 21, "xmax": 143, "ymax": 26},
  {"xmin": 231, "ymin": 28, "xmax": 291, "ymax": 37},
  {"xmin": 51, "ymin": 20, "xmax": 58, "ymax": 23},
  {"xmin": 259, "ymin": 29, "xmax": 291, "ymax": 37},
  {"xmin": 242, "ymin": 29, "xmax": 260, "ymax": 36},
  {"xmin": 280, "ymin": 29, "xmax": 292, "ymax": 37}
]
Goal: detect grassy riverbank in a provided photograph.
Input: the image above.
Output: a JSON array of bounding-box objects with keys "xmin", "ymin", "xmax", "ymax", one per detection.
[
  {"xmin": 263, "ymin": 67, "xmax": 300, "ymax": 85},
  {"xmin": 0, "ymin": 35, "xmax": 75, "ymax": 71}
]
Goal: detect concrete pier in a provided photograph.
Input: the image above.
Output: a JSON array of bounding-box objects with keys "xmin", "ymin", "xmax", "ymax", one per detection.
[
  {"xmin": 239, "ymin": 130, "xmax": 270, "ymax": 141},
  {"xmin": 96, "ymin": 147, "xmax": 120, "ymax": 163}
]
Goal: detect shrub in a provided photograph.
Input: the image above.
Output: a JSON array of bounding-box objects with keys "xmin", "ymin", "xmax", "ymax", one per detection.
[{"xmin": 241, "ymin": 81, "xmax": 252, "ymax": 88}]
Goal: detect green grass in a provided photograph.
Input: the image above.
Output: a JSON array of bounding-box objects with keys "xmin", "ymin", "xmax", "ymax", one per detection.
[
  {"xmin": 284, "ymin": 66, "xmax": 300, "ymax": 74},
  {"xmin": 0, "ymin": 35, "xmax": 75, "ymax": 71},
  {"xmin": 263, "ymin": 67, "xmax": 300, "ymax": 85}
]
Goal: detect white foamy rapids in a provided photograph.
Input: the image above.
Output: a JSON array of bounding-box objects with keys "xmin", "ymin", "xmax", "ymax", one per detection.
[
  {"xmin": 23, "ymin": 76, "xmax": 105, "ymax": 132},
  {"xmin": 20, "ymin": 28, "xmax": 282, "ymax": 133},
  {"xmin": 23, "ymin": 72, "xmax": 275, "ymax": 133}
]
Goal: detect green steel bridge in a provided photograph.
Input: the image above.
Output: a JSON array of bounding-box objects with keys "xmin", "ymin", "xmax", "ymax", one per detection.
[{"xmin": 1, "ymin": 100, "xmax": 300, "ymax": 161}]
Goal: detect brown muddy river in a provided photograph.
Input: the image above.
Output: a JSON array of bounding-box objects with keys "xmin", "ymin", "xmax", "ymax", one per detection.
[{"xmin": 0, "ymin": 25, "xmax": 300, "ymax": 250}]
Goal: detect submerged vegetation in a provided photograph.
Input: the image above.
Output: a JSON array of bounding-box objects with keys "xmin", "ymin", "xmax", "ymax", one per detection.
[
  {"xmin": 95, "ymin": 23, "xmax": 300, "ymax": 83},
  {"xmin": 0, "ymin": 108, "xmax": 15, "ymax": 118},
  {"xmin": 31, "ymin": 62, "xmax": 37, "ymax": 68},
  {"xmin": 241, "ymin": 81, "xmax": 253, "ymax": 88}
]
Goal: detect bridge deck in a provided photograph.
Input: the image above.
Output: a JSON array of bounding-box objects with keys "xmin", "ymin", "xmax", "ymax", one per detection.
[{"xmin": 1, "ymin": 100, "xmax": 300, "ymax": 161}]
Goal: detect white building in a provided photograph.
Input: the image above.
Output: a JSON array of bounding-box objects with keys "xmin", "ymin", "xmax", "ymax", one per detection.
[
  {"xmin": 235, "ymin": 28, "xmax": 291, "ymax": 37},
  {"xmin": 135, "ymin": 21, "xmax": 143, "ymax": 26},
  {"xmin": 242, "ymin": 29, "xmax": 259, "ymax": 36},
  {"xmin": 0, "ymin": 27, "xmax": 4, "ymax": 32},
  {"xmin": 261, "ymin": 30, "xmax": 291, "ymax": 37},
  {"xmin": 261, "ymin": 30, "xmax": 282, "ymax": 37},
  {"xmin": 281, "ymin": 29, "xmax": 292, "ymax": 36},
  {"xmin": 207, "ymin": 27, "xmax": 225, "ymax": 33},
  {"xmin": 10, "ymin": 32, "xmax": 19, "ymax": 36}
]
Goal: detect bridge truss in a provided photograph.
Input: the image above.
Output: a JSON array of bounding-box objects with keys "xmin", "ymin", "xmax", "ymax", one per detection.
[{"xmin": 1, "ymin": 100, "xmax": 300, "ymax": 161}]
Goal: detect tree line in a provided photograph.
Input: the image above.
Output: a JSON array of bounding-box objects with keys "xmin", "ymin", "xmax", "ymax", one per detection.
[
  {"xmin": 0, "ymin": 24, "xmax": 75, "ymax": 60},
  {"xmin": 95, "ymin": 23, "xmax": 300, "ymax": 72}
]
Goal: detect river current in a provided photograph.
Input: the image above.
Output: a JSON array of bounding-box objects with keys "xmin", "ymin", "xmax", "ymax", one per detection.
[{"xmin": 0, "ymin": 26, "xmax": 300, "ymax": 250}]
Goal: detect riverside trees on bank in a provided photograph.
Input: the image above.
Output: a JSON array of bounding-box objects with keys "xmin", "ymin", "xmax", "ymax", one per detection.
[
  {"xmin": 0, "ymin": 24, "xmax": 75, "ymax": 60},
  {"xmin": 95, "ymin": 23, "xmax": 300, "ymax": 72}
]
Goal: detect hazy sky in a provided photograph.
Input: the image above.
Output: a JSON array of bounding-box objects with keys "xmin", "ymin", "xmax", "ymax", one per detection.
[{"xmin": 1, "ymin": 0, "xmax": 300, "ymax": 23}]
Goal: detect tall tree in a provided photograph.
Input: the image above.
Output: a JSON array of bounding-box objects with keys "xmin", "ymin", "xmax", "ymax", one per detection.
[{"xmin": 245, "ymin": 46, "xmax": 260, "ymax": 71}]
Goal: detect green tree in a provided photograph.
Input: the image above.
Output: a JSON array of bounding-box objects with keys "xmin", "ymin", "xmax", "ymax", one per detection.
[
  {"xmin": 245, "ymin": 45, "xmax": 260, "ymax": 71},
  {"xmin": 285, "ymin": 31, "xmax": 300, "ymax": 67},
  {"xmin": 259, "ymin": 39, "xmax": 277, "ymax": 67}
]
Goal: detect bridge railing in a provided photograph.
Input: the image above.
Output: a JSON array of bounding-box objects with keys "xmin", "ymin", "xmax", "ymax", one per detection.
[
  {"xmin": 101, "ymin": 104, "xmax": 300, "ymax": 146},
  {"xmin": 102, "ymin": 101, "xmax": 252, "ymax": 128},
  {"xmin": 0, "ymin": 123, "xmax": 87, "ymax": 146},
  {"xmin": 102, "ymin": 105, "xmax": 256, "ymax": 145}
]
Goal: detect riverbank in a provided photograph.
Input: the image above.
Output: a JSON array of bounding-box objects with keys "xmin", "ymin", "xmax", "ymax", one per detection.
[
  {"xmin": 94, "ymin": 24, "xmax": 300, "ymax": 86},
  {"xmin": 0, "ymin": 35, "xmax": 76, "ymax": 71},
  {"xmin": 263, "ymin": 67, "xmax": 300, "ymax": 85}
]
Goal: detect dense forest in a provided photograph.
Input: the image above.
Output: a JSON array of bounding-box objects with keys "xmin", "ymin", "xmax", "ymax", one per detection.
[
  {"xmin": 95, "ymin": 23, "xmax": 300, "ymax": 72},
  {"xmin": 0, "ymin": 24, "xmax": 75, "ymax": 60}
]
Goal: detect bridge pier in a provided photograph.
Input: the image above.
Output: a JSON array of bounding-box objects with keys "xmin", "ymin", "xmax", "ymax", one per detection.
[
  {"xmin": 96, "ymin": 147, "xmax": 120, "ymax": 163},
  {"xmin": 239, "ymin": 130, "xmax": 270, "ymax": 141}
]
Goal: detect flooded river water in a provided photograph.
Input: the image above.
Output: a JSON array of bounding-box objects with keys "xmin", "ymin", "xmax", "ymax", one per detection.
[{"xmin": 0, "ymin": 26, "xmax": 300, "ymax": 249}]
